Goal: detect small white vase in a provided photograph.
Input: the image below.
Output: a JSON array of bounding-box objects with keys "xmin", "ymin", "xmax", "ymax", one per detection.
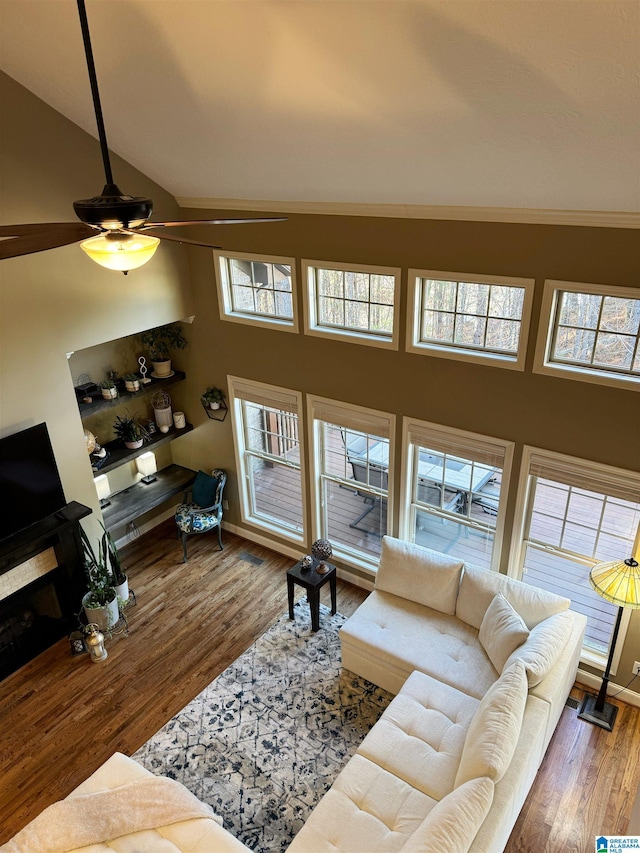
[
  {"xmin": 125, "ymin": 379, "xmax": 140, "ymax": 392},
  {"xmin": 114, "ymin": 576, "xmax": 129, "ymax": 606},
  {"xmin": 209, "ymin": 401, "xmax": 221, "ymax": 410},
  {"xmin": 101, "ymin": 387, "xmax": 117, "ymax": 400}
]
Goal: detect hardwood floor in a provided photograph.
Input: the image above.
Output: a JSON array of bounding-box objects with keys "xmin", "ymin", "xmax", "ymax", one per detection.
[{"xmin": 1, "ymin": 519, "xmax": 638, "ymax": 850}]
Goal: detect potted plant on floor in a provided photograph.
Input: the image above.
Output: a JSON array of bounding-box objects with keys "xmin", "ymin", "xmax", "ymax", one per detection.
[
  {"xmin": 201, "ymin": 386, "xmax": 225, "ymax": 410},
  {"xmin": 80, "ymin": 526, "xmax": 119, "ymax": 630},
  {"xmin": 140, "ymin": 322, "xmax": 187, "ymax": 378},
  {"xmin": 113, "ymin": 411, "xmax": 150, "ymax": 449}
]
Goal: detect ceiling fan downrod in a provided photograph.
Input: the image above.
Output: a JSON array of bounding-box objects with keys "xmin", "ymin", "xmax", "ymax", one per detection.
[{"xmin": 74, "ymin": 0, "xmax": 153, "ymax": 229}]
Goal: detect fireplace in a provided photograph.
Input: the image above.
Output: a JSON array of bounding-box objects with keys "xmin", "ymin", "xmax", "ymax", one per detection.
[{"xmin": 0, "ymin": 502, "xmax": 91, "ymax": 681}]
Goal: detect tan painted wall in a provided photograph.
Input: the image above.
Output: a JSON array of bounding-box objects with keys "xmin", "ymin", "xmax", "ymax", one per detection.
[
  {"xmin": 179, "ymin": 208, "xmax": 640, "ymax": 685},
  {"xmin": 0, "ymin": 73, "xmax": 194, "ymax": 545}
]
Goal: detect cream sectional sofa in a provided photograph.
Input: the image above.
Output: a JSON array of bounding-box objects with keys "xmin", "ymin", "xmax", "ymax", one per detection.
[
  {"xmin": 324, "ymin": 536, "xmax": 588, "ymax": 853},
  {"xmin": 5, "ymin": 537, "xmax": 586, "ymax": 853}
]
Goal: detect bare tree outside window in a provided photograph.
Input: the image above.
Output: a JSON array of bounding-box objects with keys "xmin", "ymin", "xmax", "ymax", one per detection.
[
  {"xmin": 552, "ymin": 291, "xmax": 640, "ymax": 375},
  {"xmin": 316, "ymin": 267, "xmax": 395, "ymax": 336},
  {"xmin": 421, "ymin": 279, "xmax": 525, "ymax": 355}
]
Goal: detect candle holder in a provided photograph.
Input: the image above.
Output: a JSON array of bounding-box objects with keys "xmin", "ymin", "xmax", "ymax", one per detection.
[{"xmin": 85, "ymin": 623, "xmax": 108, "ymax": 662}]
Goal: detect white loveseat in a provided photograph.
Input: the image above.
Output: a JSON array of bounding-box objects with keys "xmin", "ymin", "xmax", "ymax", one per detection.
[{"xmin": 5, "ymin": 538, "xmax": 587, "ymax": 853}]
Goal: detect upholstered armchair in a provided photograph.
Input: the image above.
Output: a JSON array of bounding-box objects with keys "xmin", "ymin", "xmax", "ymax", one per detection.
[{"xmin": 174, "ymin": 469, "xmax": 226, "ymax": 562}]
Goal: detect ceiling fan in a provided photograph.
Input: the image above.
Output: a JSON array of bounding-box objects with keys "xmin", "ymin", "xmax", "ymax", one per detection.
[{"xmin": 0, "ymin": 0, "xmax": 285, "ymax": 273}]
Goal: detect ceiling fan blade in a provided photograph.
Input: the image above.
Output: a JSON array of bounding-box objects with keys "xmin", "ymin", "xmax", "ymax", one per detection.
[
  {"xmin": 0, "ymin": 223, "xmax": 97, "ymax": 260},
  {"xmin": 139, "ymin": 217, "xmax": 287, "ymax": 229},
  {"xmin": 122, "ymin": 229, "xmax": 222, "ymax": 250}
]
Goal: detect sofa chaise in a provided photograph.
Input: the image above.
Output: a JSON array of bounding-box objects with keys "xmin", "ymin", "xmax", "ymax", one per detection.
[{"xmin": 4, "ymin": 537, "xmax": 587, "ymax": 853}]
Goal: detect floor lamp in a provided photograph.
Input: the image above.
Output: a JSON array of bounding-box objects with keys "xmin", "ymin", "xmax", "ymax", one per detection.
[{"xmin": 578, "ymin": 557, "xmax": 640, "ymax": 732}]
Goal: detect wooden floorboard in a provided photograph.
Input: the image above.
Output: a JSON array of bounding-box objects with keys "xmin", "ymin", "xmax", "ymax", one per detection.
[{"xmin": 1, "ymin": 519, "xmax": 638, "ymax": 850}]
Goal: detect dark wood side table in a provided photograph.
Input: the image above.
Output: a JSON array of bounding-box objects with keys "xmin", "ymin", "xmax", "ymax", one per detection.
[{"xmin": 287, "ymin": 559, "xmax": 337, "ymax": 632}]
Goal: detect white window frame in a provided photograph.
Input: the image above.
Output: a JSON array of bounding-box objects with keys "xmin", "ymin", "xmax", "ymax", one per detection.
[
  {"xmin": 228, "ymin": 376, "xmax": 306, "ymax": 544},
  {"xmin": 214, "ymin": 250, "xmax": 298, "ymax": 332},
  {"xmin": 399, "ymin": 418, "xmax": 514, "ymax": 573},
  {"xmin": 406, "ymin": 270, "xmax": 534, "ymax": 370},
  {"xmin": 302, "ymin": 259, "xmax": 401, "ymax": 350},
  {"xmin": 533, "ymin": 280, "xmax": 640, "ymax": 390},
  {"xmin": 509, "ymin": 446, "xmax": 640, "ymax": 671},
  {"xmin": 307, "ymin": 395, "xmax": 395, "ymax": 572}
]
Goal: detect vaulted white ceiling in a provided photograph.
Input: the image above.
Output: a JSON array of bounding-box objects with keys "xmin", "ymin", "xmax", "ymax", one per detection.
[{"xmin": 1, "ymin": 0, "xmax": 638, "ymax": 215}]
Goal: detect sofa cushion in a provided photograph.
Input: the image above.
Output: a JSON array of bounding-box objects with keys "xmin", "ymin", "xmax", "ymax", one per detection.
[
  {"xmin": 287, "ymin": 753, "xmax": 438, "ymax": 853},
  {"xmin": 479, "ymin": 592, "xmax": 530, "ymax": 673},
  {"xmin": 340, "ymin": 590, "xmax": 498, "ymax": 699},
  {"xmin": 401, "ymin": 777, "xmax": 495, "ymax": 853},
  {"xmin": 505, "ymin": 609, "xmax": 574, "ymax": 687},
  {"xmin": 456, "ymin": 562, "xmax": 570, "ymax": 630},
  {"xmin": 357, "ymin": 670, "xmax": 480, "ymax": 801},
  {"xmin": 376, "ymin": 536, "xmax": 464, "ymax": 615},
  {"xmin": 455, "ymin": 659, "xmax": 528, "ymax": 787}
]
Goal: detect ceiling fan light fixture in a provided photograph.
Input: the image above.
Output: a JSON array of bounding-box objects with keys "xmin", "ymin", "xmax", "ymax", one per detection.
[{"xmin": 80, "ymin": 231, "xmax": 160, "ymax": 272}]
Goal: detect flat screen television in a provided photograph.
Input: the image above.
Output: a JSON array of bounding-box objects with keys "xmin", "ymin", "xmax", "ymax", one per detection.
[{"xmin": 0, "ymin": 422, "xmax": 67, "ymax": 542}]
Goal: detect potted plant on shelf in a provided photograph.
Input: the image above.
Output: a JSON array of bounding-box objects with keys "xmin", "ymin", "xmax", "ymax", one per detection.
[
  {"xmin": 80, "ymin": 526, "xmax": 119, "ymax": 630},
  {"xmin": 140, "ymin": 322, "xmax": 187, "ymax": 378},
  {"xmin": 100, "ymin": 379, "xmax": 118, "ymax": 400},
  {"xmin": 112, "ymin": 411, "xmax": 150, "ymax": 449},
  {"xmin": 201, "ymin": 386, "xmax": 225, "ymax": 410},
  {"xmin": 123, "ymin": 372, "xmax": 140, "ymax": 392}
]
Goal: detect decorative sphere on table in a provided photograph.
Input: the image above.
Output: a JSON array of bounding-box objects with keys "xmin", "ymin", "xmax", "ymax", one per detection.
[{"xmin": 311, "ymin": 538, "xmax": 332, "ymax": 574}]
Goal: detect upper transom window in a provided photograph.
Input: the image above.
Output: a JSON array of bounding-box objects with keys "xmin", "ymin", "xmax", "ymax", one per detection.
[
  {"xmin": 534, "ymin": 281, "xmax": 640, "ymax": 389},
  {"xmin": 303, "ymin": 260, "xmax": 400, "ymax": 349},
  {"xmin": 214, "ymin": 250, "xmax": 298, "ymax": 331},
  {"xmin": 407, "ymin": 270, "xmax": 534, "ymax": 370}
]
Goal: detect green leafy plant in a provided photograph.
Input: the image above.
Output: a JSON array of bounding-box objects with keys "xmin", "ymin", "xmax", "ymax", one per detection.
[
  {"xmin": 123, "ymin": 372, "xmax": 139, "ymax": 382},
  {"xmin": 100, "ymin": 379, "xmax": 117, "ymax": 389},
  {"xmin": 201, "ymin": 386, "xmax": 225, "ymax": 405},
  {"xmin": 112, "ymin": 411, "xmax": 150, "ymax": 444},
  {"xmin": 140, "ymin": 323, "xmax": 187, "ymax": 362},
  {"xmin": 80, "ymin": 525, "xmax": 116, "ymax": 607}
]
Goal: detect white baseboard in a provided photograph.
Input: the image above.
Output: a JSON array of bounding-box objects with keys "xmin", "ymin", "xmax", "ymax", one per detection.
[{"xmin": 576, "ymin": 667, "xmax": 640, "ymax": 709}]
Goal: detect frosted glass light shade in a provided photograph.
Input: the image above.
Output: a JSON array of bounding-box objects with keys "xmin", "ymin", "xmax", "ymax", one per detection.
[
  {"xmin": 80, "ymin": 232, "xmax": 160, "ymax": 272},
  {"xmin": 136, "ymin": 451, "xmax": 157, "ymax": 478}
]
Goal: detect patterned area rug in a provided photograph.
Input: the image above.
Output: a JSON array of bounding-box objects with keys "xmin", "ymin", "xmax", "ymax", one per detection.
[{"xmin": 133, "ymin": 600, "xmax": 391, "ymax": 852}]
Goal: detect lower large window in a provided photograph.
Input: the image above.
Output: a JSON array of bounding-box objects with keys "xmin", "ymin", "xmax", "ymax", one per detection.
[
  {"xmin": 229, "ymin": 377, "xmax": 305, "ymax": 543},
  {"xmin": 513, "ymin": 448, "xmax": 640, "ymax": 666},
  {"xmin": 308, "ymin": 397, "xmax": 394, "ymax": 569},
  {"xmin": 400, "ymin": 419, "xmax": 513, "ymax": 572}
]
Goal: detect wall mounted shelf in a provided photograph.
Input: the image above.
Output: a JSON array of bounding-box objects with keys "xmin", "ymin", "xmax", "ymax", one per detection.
[
  {"xmin": 201, "ymin": 400, "xmax": 228, "ymax": 422},
  {"xmin": 77, "ymin": 371, "xmax": 186, "ymax": 416},
  {"xmin": 94, "ymin": 423, "xmax": 194, "ymax": 476}
]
